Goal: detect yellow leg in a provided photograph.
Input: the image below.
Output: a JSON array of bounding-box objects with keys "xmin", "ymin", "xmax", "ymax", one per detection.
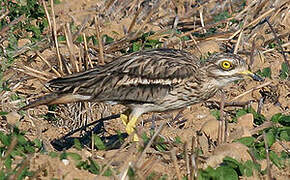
[
  {"xmin": 120, "ymin": 109, "xmax": 139, "ymax": 141},
  {"xmin": 120, "ymin": 109, "xmax": 131, "ymax": 125},
  {"xmin": 126, "ymin": 116, "xmax": 139, "ymax": 142}
]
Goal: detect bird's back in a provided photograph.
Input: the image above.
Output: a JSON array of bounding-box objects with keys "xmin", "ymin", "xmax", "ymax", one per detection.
[{"xmin": 51, "ymin": 49, "xmax": 200, "ymax": 101}]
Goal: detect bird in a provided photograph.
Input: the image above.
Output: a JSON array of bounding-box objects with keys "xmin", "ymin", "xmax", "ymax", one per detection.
[{"xmin": 21, "ymin": 48, "xmax": 263, "ymax": 141}]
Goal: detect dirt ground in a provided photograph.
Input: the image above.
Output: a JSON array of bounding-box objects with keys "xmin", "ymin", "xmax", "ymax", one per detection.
[{"xmin": 1, "ymin": 0, "xmax": 289, "ymax": 179}]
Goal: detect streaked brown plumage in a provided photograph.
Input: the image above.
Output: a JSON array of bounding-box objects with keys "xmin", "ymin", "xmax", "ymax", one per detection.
[{"xmin": 22, "ymin": 48, "xmax": 263, "ymax": 140}]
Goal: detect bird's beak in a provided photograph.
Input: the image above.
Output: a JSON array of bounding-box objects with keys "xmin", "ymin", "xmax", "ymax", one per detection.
[{"xmin": 239, "ymin": 70, "xmax": 264, "ymax": 81}]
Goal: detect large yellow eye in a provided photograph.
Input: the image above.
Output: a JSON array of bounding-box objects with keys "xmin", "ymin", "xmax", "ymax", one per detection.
[{"xmin": 220, "ymin": 60, "xmax": 232, "ymax": 70}]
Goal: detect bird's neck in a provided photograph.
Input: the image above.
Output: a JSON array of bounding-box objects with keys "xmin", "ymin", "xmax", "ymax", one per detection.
[{"xmin": 199, "ymin": 79, "xmax": 221, "ymax": 100}]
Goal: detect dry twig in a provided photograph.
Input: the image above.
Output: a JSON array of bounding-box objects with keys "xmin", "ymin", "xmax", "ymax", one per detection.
[
  {"xmin": 135, "ymin": 122, "xmax": 166, "ymax": 168},
  {"xmin": 94, "ymin": 16, "xmax": 105, "ymax": 65},
  {"xmin": 42, "ymin": 0, "xmax": 52, "ymax": 32},
  {"xmin": 50, "ymin": 0, "xmax": 63, "ymax": 74},
  {"xmin": 170, "ymin": 148, "xmax": 182, "ymax": 180},
  {"xmin": 65, "ymin": 23, "xmax": 78, "ymax": 73},
  {"xmin": 230, "ymin": 81, "xmax": 272, "ymax": 102},
  {"xmin": 184, "ymin": 142, "xmax": 191, "ymax": 180},
  {"xmin": 263, "ymin": 131, "xmax": 273, "ymax": 180}
]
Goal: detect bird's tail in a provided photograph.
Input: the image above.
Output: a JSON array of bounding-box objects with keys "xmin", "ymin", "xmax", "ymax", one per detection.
[{"xmin": 20, "ymin": 93, "xmax": 92, "ymax": 110}]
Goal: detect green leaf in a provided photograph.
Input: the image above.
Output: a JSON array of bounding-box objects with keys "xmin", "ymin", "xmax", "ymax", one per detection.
[
  {"xmin": 11, "ymin": 148, "xmax": 23, "ymax": 157},
  {"xmin": 17, "ymin": 134, "xmax": 27, "ymax": 145},
  {"xmin": 90, "ymin": 36, "xmax": 98, "ymax": 46},
  {"xmin": 27, "ymin": 25, "xmax": 41, "ymax": 39},
  {"xmin": 146, "ymin": 172, "xmax": 157, "ymax": 180},
  {"xmin": 236, "ymin": 109, "xmax": 248, "ymax": 117},
  {"xmin": 280, "ymin": 62, "xmax": 289, "ymax": 79},
  {"xmin": 141, "ymin": 132, "xmax": 150, "ymax": 144},
  {"xmin": 281, "ymin": 62, "xmax": 289, "ymax": 72},
  {"xmin": 271, "ymin": 113, "xmax": 283, "ymax": 123},
  {"xmin": 268, "ymin": 43, "xmax": 277, "ymax": 49},
  {"xmin": 0, "ymin": 111, "xmax": 8, "ymax": 116},
  {"xmin": 280, "ymin": 151, "xmax": 289, "ymax": 160},
  {"xmin": 17, "ymin": 166, "xmax": 32, "ymax": 180},
  {"xmin": 128, "ymin": 166, "xmax": 135, "ymax": 178},
  {"xmin": 247, "ymin": 107, "xmax": 265, "ymax": 125},
  {"xmin": 278, "ymin": 115, "xmax": 290, "ymax": 126},
  {"xmin": 4, "ymin": 155, "xmax": 12, "ymax": 170},
  {"xmin": 76, "ymin": 160, "xmax": 88, "ymax": 170},
  {"xmin": 75, "ymin": 35, "xmax": 84, "ymax": 43},
  {"xmin": 103, "ymin": 35, "xmax": 114, "ymax": 44},
  {"xmin": 24, "ymin": 144, "xmax": 35, "ymax": 153},
  {"xmin": 235, "ymin": 137, "xmax": 255, "ymax": 147},
  {"xmin": 54, "ymin": 0, "xmax": 61, "ymax": 5},
  {"xmin": 73, "ymin": 139, "xmax": 83, "ymax": 150},
  {"xmin": 155, "ymin": 137, "xmax": 168, "ymax": 152},
  {"xmin": 279, "ymin": 129, "xmax": 290, "ymax": 141},
  {"xmin": 263, "ymin": 67, "xmax": 271, "ymax": 78},
  {"xmin": 182, "ymin": 176, "xmax": 188, "ymax": 180},
  {"xmin": 87, "ymin": 157, "xmax": 100, "ymax": 175},
  {"xmin": 60, "ymin": 152, "xmax": 67, "ymax": 160},
  {"xmin": 252, "ymin": 145, "xmax": 267, "ymax": 160},
  {"xmin": 211, "ymin": 110, "xmax": 220, "ymax": 120},
  {"xmin": 0, "ymin": 170, "xmax": 6, "ymax": 180},
  {"xmin": 33, "ymin": 138, "xmax": 42, "ymax": 149},
  {"xmin": 142, "ymin": 31, "xmax": 154, "ymax": 38},
  {"xmin": 174, "ymin": 136, "xmax": 182, "ymax": 144},
  {"xmin": 57, "ymin": 35, "xmax": 66, "ymax": 42},
  {"xmin": 0, "ymin": 132, "xmax": 10, "ymax": 146},
  {"xmin": 116, "ymin": 130, "xmax": 125, "ymax": 144},
  {"xmin": 222, "ymin": 157, "xmax": 252, "ymax": 177},
  {"xmin": 198, "ymin": 167, "xmax": 218, "ymax": 180},
  {"xmin": 66, "ymin": 152, "xmax": 82, "ymax": 161},
  {"xmin": 271, "ymin": 113, "xmax": 290, "ymax": 126},
  {"xmin": 159, "ymin": 174, "xmax": 169, "ymax": 180},
  {"xmin": 156, "ymin": 143, "xmax": 167, "ymax": 152},
  {"xmin": 213, "ymin": 11, "xmax": 231, "ymax": 22},
  {"xmin": 93, "ymin": 134, "xmax": 106, "ymax": 150},
  {"xmin": 222, "ymin": 157, "xmax": 241, "ymax": 169},
  {"xmin": 103, "ymin": 168, "xmax": 112, "ymax": 177},
  {"xmin": 256, "ymin": 67, "xmax": 271, "ymax": 78},
  {"xmin": 181, "ymin": 36, "xmax": 190, "ymax": 41},
  {"xmin": 242, "ymin": 160, "xmax": 259, "ymax": 177},
  {"xmin": 265, "ymin": 130, "xmax": 275, "ymax": 147},
  {"xmin": 49, "ymin": 152, "xmax": 58, "ymax": 158},
  {"xmin": 133, "ymin": 42, "xmax": 141, "ymax": 52},
  {"xmin": 216, "ymin": 166, "xmax": 239, "ymax": 180},
  {"xmin": 269, "ymin": 151, "xmax": 283, "ymax": 169},
  {"xmin": 233, "ymin": 109, "xmax": 248, "ymax": 122}
]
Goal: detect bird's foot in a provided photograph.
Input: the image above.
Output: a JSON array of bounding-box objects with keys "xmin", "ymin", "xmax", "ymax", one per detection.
[
  {"xmin": 120, "ymin": 109, "xmax": 131, "ymax": 125},
  {"xmin": 132, "ymin": 134, "xmax": 139, "ymax": 142},
  {"xmin": 126, "ymin": 116, "xmax": 139, "ymax": 142},
  {"xmin": 120, "ymin": 114, "xmax": 129, "ymax": 126}
]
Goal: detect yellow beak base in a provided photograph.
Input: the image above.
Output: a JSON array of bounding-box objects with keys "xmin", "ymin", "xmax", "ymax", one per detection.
[{"xmin": 239, "ymin": 70, "xmax": 264, "ymax": 81}]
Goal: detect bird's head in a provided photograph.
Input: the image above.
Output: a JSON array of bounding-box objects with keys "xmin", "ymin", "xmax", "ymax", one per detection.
[{"xmin": 203, "ymin": 53, "xmax": 263, "ymax": 87}]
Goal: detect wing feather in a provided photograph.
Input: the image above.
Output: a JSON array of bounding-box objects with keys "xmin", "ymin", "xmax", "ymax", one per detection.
[{"xmin": 48, "ymin": 48, "xmax": 200, "ymax": 103}]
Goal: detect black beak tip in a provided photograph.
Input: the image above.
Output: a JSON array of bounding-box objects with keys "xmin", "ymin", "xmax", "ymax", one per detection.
[{"xmin": 253, "ymin": 74, "xmax": 264, "ymax": 82}]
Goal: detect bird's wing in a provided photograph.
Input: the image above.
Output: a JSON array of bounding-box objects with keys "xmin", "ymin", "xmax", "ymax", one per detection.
[{"xmin": 48, "ymin": 49, "xmax": 200, "ymax": 103}]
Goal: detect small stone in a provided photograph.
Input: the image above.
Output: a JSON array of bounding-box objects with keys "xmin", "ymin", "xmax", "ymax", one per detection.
[
  {"xmin": 6, "ymin": 111, "xmax": 21, "ymax": 125},
  {"xmin": 62, "ymin": 159, "xmax": 70, "ymax": 166},
  {"xmin": 18, "ymin": 39, "xmax": 31, "ymax": 48},
  {"xmin": 204, "ymin": 142, "xmax": 251, "ymax": 168},
  {"xmin": 198, "ymin": 40, "xmax": 220, "ymax": 55},
  {"xmin": 200, "ymin": 118, "xmax": 219, "ymax": 140},
  {"xmin": 237, "ymin": 113, "xmax": 254, "ymax": 130},
  {"xmin": 189, "ymin": 40, "xmax": 220, "ymax": 58}
]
